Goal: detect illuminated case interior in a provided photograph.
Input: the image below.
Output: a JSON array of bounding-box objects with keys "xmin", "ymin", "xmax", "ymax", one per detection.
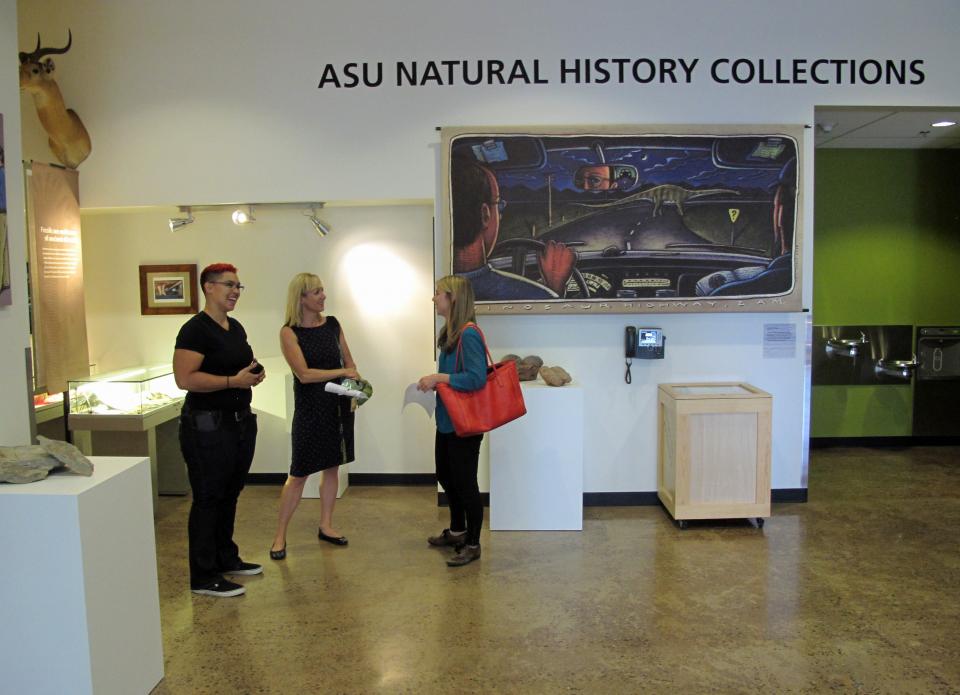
[{"xmin": 68, "ymin": 365, "xmax": 184, "ymax": 416}]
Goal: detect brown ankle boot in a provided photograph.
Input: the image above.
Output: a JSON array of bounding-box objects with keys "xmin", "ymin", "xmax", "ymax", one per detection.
[
  {"xmin": 446, "ymin": 544, "xmax": 481, "ymax": 567},
  {"xmin": 428, "ymin": 528, "xmax": 466, "ymax": 547}
]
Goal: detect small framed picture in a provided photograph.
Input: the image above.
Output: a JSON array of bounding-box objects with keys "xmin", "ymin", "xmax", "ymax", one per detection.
[{"xmin": 139, "ymin": 264, "xmax": 198, "ymax": 315}]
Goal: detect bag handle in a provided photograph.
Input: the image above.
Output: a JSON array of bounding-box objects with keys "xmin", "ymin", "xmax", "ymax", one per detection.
[{"xmin": 452, "ymin": 321, "xmax": 494, "ymax": 372}]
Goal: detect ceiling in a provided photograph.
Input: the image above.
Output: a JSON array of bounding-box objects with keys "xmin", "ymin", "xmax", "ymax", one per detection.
[{"xmin": 814, "ymin": 107, "xmax": 960, "ymax": 149}]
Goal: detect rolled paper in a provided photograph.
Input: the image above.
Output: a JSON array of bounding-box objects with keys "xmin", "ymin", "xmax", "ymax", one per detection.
[{"xmin": 324, "ymin": 382, "xmax": 368, "ymax": 400}]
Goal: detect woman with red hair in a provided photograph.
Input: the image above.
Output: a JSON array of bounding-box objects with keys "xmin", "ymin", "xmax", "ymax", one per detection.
[{"xmin": 174, "ymin": 262, "xmax": 266, "ymax": 597}]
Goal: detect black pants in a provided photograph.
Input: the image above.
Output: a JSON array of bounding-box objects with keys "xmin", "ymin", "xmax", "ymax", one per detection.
[
  {"xmin": 435, "ymin": 430, "xmax": 483, "ymax": 546},
  {"xmin": 179, "ymin": 409, "xmax": 258, "ymax": 586}
]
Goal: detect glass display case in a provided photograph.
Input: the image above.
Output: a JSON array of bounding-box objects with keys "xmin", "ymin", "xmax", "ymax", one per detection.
[
  {"xmin": 68, "ymin": 365, "xmax": 184, "ymax": 418},
  {"xmin": 33, "ymin": 391, "xmax": 65, "ymax": 424},
  {"xmin": 68, "ymin": 364, "xmax": 189, "ymax": 503}
]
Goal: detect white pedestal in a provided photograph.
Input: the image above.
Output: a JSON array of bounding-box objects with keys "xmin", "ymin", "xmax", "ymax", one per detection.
[
  {"xmin": 0, "ymin": 457, "xmax": 164, "ymax": 695},
  {"xmin": 489, "ymin": 382, "xmax": 584, "ymax": 531},
  {"xmin": 285, "ymin": 373, "xmax": 349, "ymax": 499},
  {"xmin": 69, "ymin": 401, "xmax": 189, "ymax": 508}
]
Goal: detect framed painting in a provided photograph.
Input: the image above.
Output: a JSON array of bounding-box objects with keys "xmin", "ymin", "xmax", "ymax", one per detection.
[
  {"xmin": 440, "ymin": 124, "xmax": 803, "ymax": 315},
  {"xmin": 139, "ymin": 264, "xmax": 198, "ymax": 315}
]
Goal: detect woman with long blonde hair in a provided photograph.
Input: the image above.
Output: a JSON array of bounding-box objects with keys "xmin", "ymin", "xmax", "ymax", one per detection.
[
  {"xmin": 417, "ymin": 275, "xmax": 487, "ymax": 566},
  {"xmin": 269, "ymin": 273, "xmax": 360, "ymax": 559}
]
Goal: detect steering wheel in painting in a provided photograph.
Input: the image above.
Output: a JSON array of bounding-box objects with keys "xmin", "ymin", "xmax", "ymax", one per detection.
[{"xmin": 490, "ymin": 238, "xmax": 591, "ymax": 299}]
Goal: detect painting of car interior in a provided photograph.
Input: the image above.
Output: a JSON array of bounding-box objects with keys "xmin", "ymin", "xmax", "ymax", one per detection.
[{"xmin": 441, "ymin": 125, "xmax": 802, "ymax": 314}]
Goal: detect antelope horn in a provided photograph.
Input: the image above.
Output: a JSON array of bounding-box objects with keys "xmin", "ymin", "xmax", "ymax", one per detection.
[
  {"xmin": 18, "ymin": 34, "xmax": 41, "ymax": 64},
  {"xmin": 19, "ymin": 29, "xmax": 72, "ymax": 63}
]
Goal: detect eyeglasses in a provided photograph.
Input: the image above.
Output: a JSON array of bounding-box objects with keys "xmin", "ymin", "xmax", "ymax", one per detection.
[
  {"xmin": 209, "ymin": 281, "xmax": 245, "ymax": 291},
  {"xmin": 583, "ymin": 175, "xmax": 612, "ymax": 188}
]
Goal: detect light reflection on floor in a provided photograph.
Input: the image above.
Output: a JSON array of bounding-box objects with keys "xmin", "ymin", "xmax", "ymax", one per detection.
[{"xmin": 150, "ymin": 446, "xmax": 960, "ymax": 693}]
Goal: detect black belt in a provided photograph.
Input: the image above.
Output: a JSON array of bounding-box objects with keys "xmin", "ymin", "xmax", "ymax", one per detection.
[{"xmin": 182, "ymin": 406, "xmax": 252, "ymax": 428}]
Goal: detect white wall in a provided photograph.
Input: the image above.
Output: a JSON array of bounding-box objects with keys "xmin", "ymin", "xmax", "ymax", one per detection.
[
  {"xmin": 16, "ymin": 0, "xmax": 960, "ymax": 207},
  {"xmin": 478, "ymin": 312, "xmax": 809, "ymax": 492},
  {"xmin": 12, "ymin": 0, "xmax": 960, "ymax": 488},
  {"xmin": 80, "ymin": 202, "xmax": 810, "ymax": 488},
  {"xmin": 80, "ymin": 204, "xmax": 438, "ymax": 474},
  {"xmin": 0, "ymin": 0, "xmax": 32, "ymax": 445}
]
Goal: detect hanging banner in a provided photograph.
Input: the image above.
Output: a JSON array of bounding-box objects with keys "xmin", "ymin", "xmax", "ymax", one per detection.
[{"xmin": 27, "ymin": 162, "xmax": 89, "ymax": 392}]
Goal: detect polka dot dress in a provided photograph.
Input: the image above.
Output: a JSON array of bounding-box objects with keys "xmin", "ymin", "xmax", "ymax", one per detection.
[{"xmin": 290, "ymin": 317, "xmax": 355, "ymax": 477}]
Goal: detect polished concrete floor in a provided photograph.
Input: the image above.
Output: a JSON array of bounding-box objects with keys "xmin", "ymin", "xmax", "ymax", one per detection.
[{"xmin": 150, "ymin": 446, "xmax": 960, "ymax": 694}]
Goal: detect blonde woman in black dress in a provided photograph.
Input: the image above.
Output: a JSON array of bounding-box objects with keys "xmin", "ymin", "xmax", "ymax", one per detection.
[{"xmin": 269, "ymin": 273, "xmax": 359, "ymax": 559}]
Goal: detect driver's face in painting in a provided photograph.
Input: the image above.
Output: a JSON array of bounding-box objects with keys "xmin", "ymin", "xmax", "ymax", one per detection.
[
  {"xmin": 479, "ymin": 167, "xmax": 501, "ymax": 253},
  {"xmin": 576, "ymin": 165, "xmax": 617, "ymax": 191}
]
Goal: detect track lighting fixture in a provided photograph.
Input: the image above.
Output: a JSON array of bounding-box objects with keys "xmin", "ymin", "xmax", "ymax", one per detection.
[
  {"xmin": 168, "ymin": 207, "xmax": 194, "ymax": 232},
  {"xmin": 306, "ymin": 204, "xmax": 331, "ymax": 237},
  {"xmin": 168, "ymin": 202, "xmax": 328, "ymax": 233},
  {"xmin": 231, "ymin": 205, "xmax": 255, "ymax": 225}
]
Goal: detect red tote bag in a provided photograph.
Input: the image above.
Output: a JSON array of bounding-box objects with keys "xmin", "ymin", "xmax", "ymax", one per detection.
[{"xmin": 436, "ymin": 323, "xmax": 526, "ymax": 437}]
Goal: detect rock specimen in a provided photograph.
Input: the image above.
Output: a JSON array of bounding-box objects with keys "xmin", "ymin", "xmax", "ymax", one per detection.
[
  {"xmin": 38, "ymin": 436, "xmax": 94, "ymax": 476},
  {"xmin": 0, "ymin": 437, "xmax": 94, "ymax": 484},
  {"xmin": 0, "ymin": 446, "xmax": 60, "ymax": 483},
  {"xmin": 499, "ymin": 354, "xmax": 521, "ymax": 364},
  {"xmin": 517, "ymin": 355, "xmax": 543, "ymax": 381},
  {"xmin": 540, "ymin": 366, "xmax": 572, "ymax": 386}
]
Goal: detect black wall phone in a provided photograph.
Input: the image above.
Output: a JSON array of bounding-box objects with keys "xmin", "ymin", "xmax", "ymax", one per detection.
[{"xmin": 624, "ymin": 326, "xmax": 665, "ymax": 383}]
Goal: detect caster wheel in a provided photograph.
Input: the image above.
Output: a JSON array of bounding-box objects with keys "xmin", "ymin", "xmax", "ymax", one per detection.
[
  {"xmin": 677, "ymin": 520, "xmax": 688, "ymax": 530},
  {"xmin": 756, "ymin": 517, "xmax": 765, "ymax": 528}
]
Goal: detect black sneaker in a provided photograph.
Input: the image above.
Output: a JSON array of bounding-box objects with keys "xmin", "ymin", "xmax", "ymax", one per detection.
[
  {"xmin": 191, "ymin": 578, "xmax": 245, "ymax": 597},
  {"xmin": 222, "ymin": 561, "xmax": 263, "ymax": 576}
]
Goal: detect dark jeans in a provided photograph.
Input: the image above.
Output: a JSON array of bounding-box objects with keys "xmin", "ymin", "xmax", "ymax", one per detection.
[
  {"xmin": 179, "ymin": 409, "xmax": 258, "ymax": 587},
  {"xmin": 435, "ymin": 430, "xmax": 483, "ymax": 546}
]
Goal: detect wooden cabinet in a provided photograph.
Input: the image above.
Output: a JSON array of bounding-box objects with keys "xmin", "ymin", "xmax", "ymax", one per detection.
[{"xmin": 657, "ymin": 382, "xmax": 771, "ymax": 526}]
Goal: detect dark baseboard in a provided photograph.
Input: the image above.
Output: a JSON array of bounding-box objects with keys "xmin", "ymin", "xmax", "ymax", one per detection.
[
  {"xmin": 811, "ymin": 436, "xmax": 960, "ymax": 448},
  {"xmin": 248, "ymin": 474, "xmax": 808, "ymax": 506},
  {"xmin": 583, "ymin": 492, "xmax": 660, "ymax": 506},
  {"xmin": 248, "ymin": 473, "xmax": 287, "ymax": 485},
  {"xmin": 772, "ymin": 488, "xmax": 808, "ymax": 503},
  {"xmin": 437, "ymin": 489, "xmax": 807, "ymax": 507},
  {"xmin": 248, "ymin": 472, "xmax": 437, "ymax": 486},
  {"xmin": 350, "ymin": 473, "xmax": 436, "ymax": 486}
]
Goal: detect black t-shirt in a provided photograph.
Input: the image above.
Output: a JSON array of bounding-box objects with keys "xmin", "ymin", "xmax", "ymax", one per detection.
[{"xmin": 175, "ymin": 312, "xmax": 255, "ymax": 411}]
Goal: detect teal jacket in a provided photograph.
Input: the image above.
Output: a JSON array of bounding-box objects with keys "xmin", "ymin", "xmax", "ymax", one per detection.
[{"xmin": 435, "ymin": 326, "xmax": 486, "ymax": 434}]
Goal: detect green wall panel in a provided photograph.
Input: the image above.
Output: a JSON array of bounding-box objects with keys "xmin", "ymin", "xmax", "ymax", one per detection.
[
  {"xmin": 813, "ymin": 149, "xmax": 960, "ymax": 437},
  {"xmin": 811, "ymin": 385, "xmax": 913, "ymax": 438},
  {"xmin": 814, "ymin": 149, "xmax": 960, "ymax": 327}
]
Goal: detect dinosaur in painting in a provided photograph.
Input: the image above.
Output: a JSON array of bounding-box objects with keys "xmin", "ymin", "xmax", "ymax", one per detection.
[{"xmin": 580, "ymin": 184, "xmax": 739, "ymax": 217}]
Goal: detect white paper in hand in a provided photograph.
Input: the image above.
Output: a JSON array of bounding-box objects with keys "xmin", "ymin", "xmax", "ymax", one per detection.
[
  {"xmin": 403, "ymin": 383, "xmax": 435, "ymax": 417},
  {"xmin": 324, "ymin": 382, "xmax": 368, "ymax": 400}
]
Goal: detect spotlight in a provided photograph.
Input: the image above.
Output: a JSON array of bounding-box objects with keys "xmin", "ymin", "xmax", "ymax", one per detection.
[
  {"xmin": 231, "ymin": 205, "xmax": 255, "ymax": 225},
  {"xmin": 306, "ymin": 204, "xmax": 331, "ymax": 237},
  {"xmin": 168, "ymin": 207, "xmax": 194, "ymax": 232},
  {"xmin": 310, "ymin": 217, "xmax": 331, "ymax": 237}
]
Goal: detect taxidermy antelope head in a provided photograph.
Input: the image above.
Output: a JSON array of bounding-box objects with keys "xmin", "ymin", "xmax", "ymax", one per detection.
[{"xmin": 19, "ymin": 30, "xmax": 92, "ymax": 169}]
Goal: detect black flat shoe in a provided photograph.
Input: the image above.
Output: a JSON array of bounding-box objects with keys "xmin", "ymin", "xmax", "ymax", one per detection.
[
  {"xmin": 318, "ymin": 529, "xmax": 348, "ymax": 546},
  {"xmin": 270, "ymin": 544, "xmax": 286, "ymax": 560}
]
